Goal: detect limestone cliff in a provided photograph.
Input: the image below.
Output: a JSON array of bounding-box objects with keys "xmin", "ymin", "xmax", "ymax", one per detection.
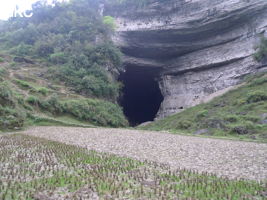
[{"xmin": 104, "ymin": 0, "xmax": 267, "ymax": 119}]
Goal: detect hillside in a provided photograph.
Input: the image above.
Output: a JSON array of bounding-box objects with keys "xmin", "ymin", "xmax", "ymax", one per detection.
[
  {"xmin": 1, "ymin": 0, "xmax": 267, "ymax": 134},
  {"xmin": 0, "ymin": 0, "xmax": 128, "ymax": 131},
  {"xmin": 0, "ymin": 1, "xmax": 267, "ymax": 199},
  {"xmin": 0, "ymin": 54, "xmax": 128, "ymax": 130},
  {"xmin": 142, "ymin": 72, "xmax": 267, "ymax": 142}
]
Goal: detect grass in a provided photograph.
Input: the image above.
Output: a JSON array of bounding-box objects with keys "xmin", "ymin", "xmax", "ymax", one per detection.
[
  {"xmin": 14, "ymin": 79, "xmax": 32, "ymax": 89},
  {"xmin": 0, "ymin": 67, "xmax": 7, "ymax": 77},
  {"xmin": 0, "ymin": 134, "xmax": 266, "ymax": 200},
  {"xmin": 13, "ymin": 79, "xmax": 50, "ymax": 96},
  {"xmin": 37, "ymin": 87, "xmax": 49, "ymax": 96},
  {"xmin": 27, "ymin": 115, "xmax": 96, "ymax": 128},
  {"xmin": 62, "ymin": 99, "xmax": 128, "ymax": 127},
  {"xmin": 142, "ymin": 73, "xmax": 267, "ymax": 142},
  {"xmin": 55, "ymin": 115, "xmax": 95, "ymax": 126},
  {"xmin": 0, "ymin": 82, "xmax": 26, "ymax": 130}
]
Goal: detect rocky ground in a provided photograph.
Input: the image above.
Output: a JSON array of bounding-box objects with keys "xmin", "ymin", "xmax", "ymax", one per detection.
[{"xmin": 21, "ymin": 126, "xmax": 267, "ymax": 181}]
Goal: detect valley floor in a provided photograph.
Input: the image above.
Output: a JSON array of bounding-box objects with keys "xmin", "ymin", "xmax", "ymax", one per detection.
[{"xmin": 21, "ymin": 126, "xmax": 267, "ymax": 181}]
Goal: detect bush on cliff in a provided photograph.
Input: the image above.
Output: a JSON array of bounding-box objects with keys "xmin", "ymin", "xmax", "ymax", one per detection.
[{"xmin": 254, "ymin": 35, "xmax": 267, "ymax": 62}]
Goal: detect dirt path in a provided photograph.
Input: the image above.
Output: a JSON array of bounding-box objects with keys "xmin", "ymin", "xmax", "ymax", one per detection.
[{"xmin": 21, "ymin": 126, "xmax": 267, "ymax": 181}]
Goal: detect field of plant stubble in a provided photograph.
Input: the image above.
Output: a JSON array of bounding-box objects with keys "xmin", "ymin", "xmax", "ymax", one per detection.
[{"xmin": 0, "ymin": 133, "xmax": 266, "ymax": 200}]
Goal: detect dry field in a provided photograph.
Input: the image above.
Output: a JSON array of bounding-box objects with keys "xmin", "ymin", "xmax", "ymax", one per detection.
[{"xmin": 0, "ymin": 127, "xmax": 266, "ymax": 199}]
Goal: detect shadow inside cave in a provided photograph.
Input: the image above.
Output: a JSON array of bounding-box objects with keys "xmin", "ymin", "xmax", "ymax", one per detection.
[{"xmin": 119, "ymin": 66, "xmax": 163, "ymax": 126}]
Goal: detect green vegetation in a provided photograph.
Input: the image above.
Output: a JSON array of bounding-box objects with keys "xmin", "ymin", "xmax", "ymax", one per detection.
[
  {"xmin": 0, "ymin": 0, "xmax": 129, "ymax": 130},
  {"xmin": 0, "ymin": 61, "xmax": 127, "ymax": 130},
  {"xmin": 14, "ymin": 79, "xmax": 32, "ymax": 89},
  {"xmin": 62, "ymin": 99, "xmax": 128, "ymax": 127},
  {"xmin": 37, "ymin": 87, "xmax": 49, "ymax": 96},
  {"xmin": 103, "ymin": 16, "xmax": 116, "ymax": 31},
  {"xmin": 0, "ymin": 82, "xmax": 25, "ymax": 129},
  {"xmin": 26, "ymin": 95, "xmax": 40, "ymax": 105},
  {"xmin": 49, "ymin": 52, "xmax": 67, "ymax": 64},
  {"xmin": 0, "ymin": 0, "xmax": 123, "ymax": 101},
  {"xmin": 0, "ymin": 86, "xmax": 127, "ymax": 130},
  {"xmin": 32, "ymin": 96, "xmax": 128, "ymax": 127},
  {"xmin": 10, "ymin": 43, "xmax": 34, "ymax": 56},
  {"xmin": 47, "ymin": 43, "xmax": 123, "ymax": 100},
  {"xmin": 0, "ymin": 134, "xmax": 265, "ymax": 199},
  {"xmin": 27, "ymin": 115, "xmax": 95, "ymax": 127},
  {"xmin": 0, "ymin": 67, "xmax": 7, "ymax": 79},
  {"xmin": 143, "ymin": 73, "xmax": 267, "ymax": 142},
  {"xmin": 254, "ymin": 35, "xmax": 267, "ymax": 62}
]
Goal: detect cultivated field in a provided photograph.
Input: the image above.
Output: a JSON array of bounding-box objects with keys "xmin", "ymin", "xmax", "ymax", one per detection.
[{"xmin": 0, "ymin": 127, "xmax": 266, "ymax": 199}]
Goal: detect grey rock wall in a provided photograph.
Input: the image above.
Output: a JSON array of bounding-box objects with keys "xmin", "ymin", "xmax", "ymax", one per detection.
[{"xmin": 104, "ymin": 0, "xmax": 267, "ymax": 119}]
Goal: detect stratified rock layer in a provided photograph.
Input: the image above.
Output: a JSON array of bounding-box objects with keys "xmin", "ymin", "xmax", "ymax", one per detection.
[{"xmin": 105, "ymin": 0, "xmax": 267, "ymax": 119}]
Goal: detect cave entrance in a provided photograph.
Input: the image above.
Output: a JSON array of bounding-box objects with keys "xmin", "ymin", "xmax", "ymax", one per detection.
[{"xmin": 119, "ymin": 66, "xmax": 163, "ymax": 126}]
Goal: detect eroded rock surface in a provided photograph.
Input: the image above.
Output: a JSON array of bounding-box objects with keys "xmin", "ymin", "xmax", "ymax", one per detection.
[{"xmin": 105, "ymin": 0, "xmax": 267, "ymax": 118}]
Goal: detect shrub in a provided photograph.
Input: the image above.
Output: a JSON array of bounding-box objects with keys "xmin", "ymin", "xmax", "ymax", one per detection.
[
  {"xmin": 242, "ymin": 115, "xmax": 261, "ymax": 123},
  {"xmin": 103, "ymin": 16, "xmax": 116, "ymax": 31},
  {"xmin": 23, "ymin": 104, "xmax": 34, "ymax": 111},
  {"xmin": 204, "ymin": 118, "xmax": 226, "ymax": 129},
  {"xmin": 9, "ymin": 62, "xmax": 17, "ymax": 68},
  {"xmin": 10, "ymin": 43, "xmax": 33, "ymax": 56},
  {"xmin": 0, "ymin": 106, "xmax": 25, "ymax": 129},
  {"xmin": 49, "ymin": 52, "xmax": 67, "ymax": 64},
  {"xmin": 26, "ymin": 96, "xmax": 40, "ymax": 105},
  {"xmin": 53, "ymin": 63, "xmax": 121, "ymax": 100},
  {"xmin": 35, "ymin": 43, "xmax": 54, "ymax": 57},
  {"xmin": 0, "ymin": 84, "xmax": 25, "ymax": 130},
  {"xmin": 177, "ymin": 120, "xmax": 192, "ymax": 129},
  {"xmin": 79, "ymin": 74, "xmax": 119, "ymax": 99},
  {"xmin": 246, "ymin": 91, "xmax": 267, "ymax": 103},
  {"xmin": 0, "ymin": 83, "xmax": 15, "ymax": 106},
  {"xmin": 196, "ymin": 110, "xmax": 208, "ymax": 119},
  {"xmin": 224, "ymin": 115, "xmax": 239, "ymax": 123},
  {"xmin": 69, "ymin": 54, "xmax": 90, "ymax": 69},
  {"xmin": 87, "ymin": 43, "xmax": 122, "ymax": 69},
  {"xmin": 254, "ymin": 36, "xmax": 267, "ymax": 62},
  {"xmin": 38, "ymin": 94, "xmax": 63, "ymax": 114},
  {"xmin": 0, "ymin": 57, "xmax": 4, "ymax": 63},
  {"xmin": 15, "ymin": 79, "xmax": 31, "ymax": 89},
  {"xmin": 233, "ymin": 99, "xmax": 246, "ymax": 106},
  {"xmin": 248, "ymin": 77, "xmax": 267, "ymax": 87},
  {"xmin": 0, "ymin": 67, "xmax": 7, "ymax": 77},
  {"xmin": 37, "ymin": 87, "xmax": 49, "ymax": 96},
  {"xmin": 44, "ymin": 95, "xmax": 63, "ymax": 114},
  {"xmin": 62, "ymin": 99, "xmax": 128, "ymax": 127}
]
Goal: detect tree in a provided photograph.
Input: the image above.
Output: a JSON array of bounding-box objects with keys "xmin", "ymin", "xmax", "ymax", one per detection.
[{"xmin": 103, "ymin": 16, "xmax": 116, "ymax": 31}]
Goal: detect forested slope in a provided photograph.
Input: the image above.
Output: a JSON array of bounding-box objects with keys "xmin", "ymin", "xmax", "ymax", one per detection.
[{"xmin": 0, "ymin": 0, "xmax": 128, "ymax": 130}]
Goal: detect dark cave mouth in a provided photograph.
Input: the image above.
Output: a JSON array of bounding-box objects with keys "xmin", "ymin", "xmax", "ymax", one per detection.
[{"xmin": 119, "ymin": 66, "xmax": 164, "ymax": 126}]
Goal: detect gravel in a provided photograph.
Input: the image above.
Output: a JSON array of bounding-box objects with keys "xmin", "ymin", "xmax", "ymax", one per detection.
[{"xmin": 21, "ymin": 126, "xmax": 267, "ymax": 181}]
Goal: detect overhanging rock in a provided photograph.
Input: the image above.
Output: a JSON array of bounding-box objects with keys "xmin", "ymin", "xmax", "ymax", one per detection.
[{"xmin": 105, "ymin": 0, "xmax": 267, "ymax": 119}]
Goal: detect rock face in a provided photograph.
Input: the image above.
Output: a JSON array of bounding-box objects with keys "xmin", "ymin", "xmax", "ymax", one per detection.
[{"xmin": 104, "ymin": 0, "xmax": 267, "ymax": 119}]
